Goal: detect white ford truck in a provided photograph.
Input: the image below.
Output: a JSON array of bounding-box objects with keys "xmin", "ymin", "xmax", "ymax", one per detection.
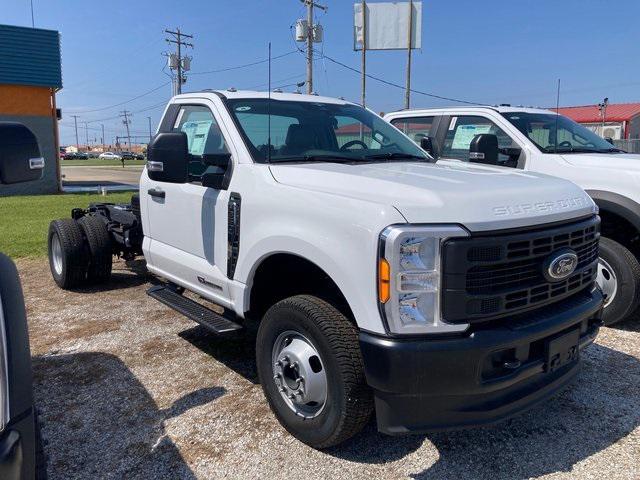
[
  {"xmin": 385, "ymin": 106, "xmax": 640, "ymax": 326},
  {"xmin": 49, "ymin": 91, "xmax": 603, "ymax": 448}
]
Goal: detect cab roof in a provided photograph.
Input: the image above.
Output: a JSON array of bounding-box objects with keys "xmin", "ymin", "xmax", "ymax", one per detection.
[
  {"xmin": 387, "ymin": 105, "xmax": 557, "ymax": 117},
  {"xmin": 175, "ymin": 89, "xmax": 355, "ymax": 106}
]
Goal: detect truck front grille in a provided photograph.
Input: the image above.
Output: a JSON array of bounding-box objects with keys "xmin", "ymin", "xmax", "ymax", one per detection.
[{"xmin": 441, "ymin": 216, "xmax": 600, "ymax": 323}]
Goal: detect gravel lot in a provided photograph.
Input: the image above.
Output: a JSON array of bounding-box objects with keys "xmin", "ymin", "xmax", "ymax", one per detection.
[{"xmin": 18, "ymin": 258, "xmax": 640, "ymax": 479}]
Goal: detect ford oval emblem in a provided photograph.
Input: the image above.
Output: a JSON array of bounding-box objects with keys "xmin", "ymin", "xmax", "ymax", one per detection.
[{"xmin": 543, "ymin": 248, "xmax": 578, "ymax": 282}]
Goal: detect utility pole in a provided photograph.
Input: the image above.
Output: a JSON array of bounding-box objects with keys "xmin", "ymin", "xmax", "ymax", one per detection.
[
  {"xmin": 101, "ymin": 124, "xmax": 105, "ymax": 148},
  {"xmin": 71, "ymin": 115, "xmax": 80, "ymax": 149},
  {"xmin": 120, "ymin": 110, "xmax": 132, "ymax": 150},
  {"xmin": 361, "ymin": 0, "xmax": 366, "ymax": 107},
  {"xmin": 598, "ymin": 97, "xmax": 609, "ymax": 135},
  {"xmin": 147, "ymin": 116, "xmax": 153, "ymax": 141},
  {"xmin": 404, "ymin": 0, "xmax": 413, "ymax": 109},
  {"xmin": 299, "ymin": 0, "xmax": 326, "ymax": 94},
  {"xmin": 165, "ymin": 28, "xmax": 193, "ymax": 96},
  {"xmin": 84, "ymin": 122, "xmax": 89, "ymax": 149}
]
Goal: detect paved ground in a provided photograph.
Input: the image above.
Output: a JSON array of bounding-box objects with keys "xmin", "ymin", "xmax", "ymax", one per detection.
[
  {"xmin": 19, "ymin": 258, "xmax": 640, "ymax": 479},
  {"xmin": 61, "ymin": 165, "xmax": 143, "ymax": 187}
]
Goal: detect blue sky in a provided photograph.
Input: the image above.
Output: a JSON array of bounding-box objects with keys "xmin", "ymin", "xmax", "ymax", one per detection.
[{"xmin": 5, "ymin": 0, "xmax": 640, "ymax": 145}]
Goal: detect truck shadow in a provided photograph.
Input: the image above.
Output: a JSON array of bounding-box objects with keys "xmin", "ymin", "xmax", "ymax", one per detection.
[
  {"xmin": 67, "ymin": 259, "xmax": 153, "ymax": 293},
  {"xmin": 329, "ymin": 343, "xmax": 640, "ymax": 478},
  {"xmin": 32, "ymin": 352, "xmax": 226, "ymax": 480},
  {"xmin": 178, "ymin": 322, "xmax": 260, "ymax": 384}
]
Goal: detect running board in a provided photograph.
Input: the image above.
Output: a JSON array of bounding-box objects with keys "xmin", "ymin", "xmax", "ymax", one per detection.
[{"xmin": 147, "ymin": 285, "xmax": 243, "ymax": 334}]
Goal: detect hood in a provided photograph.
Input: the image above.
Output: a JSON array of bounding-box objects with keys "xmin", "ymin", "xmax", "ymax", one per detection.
[
  {"xmin": 269, "ymin": 161, "xmax": 596, "ymax": 232},
  {"xmin": 561, "ymin": 152, "xmax": 640, "ymax": 171}
]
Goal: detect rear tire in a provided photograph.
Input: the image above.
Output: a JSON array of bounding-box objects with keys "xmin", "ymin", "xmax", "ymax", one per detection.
[
  {"xmin": 256, "ymin": 295, "xmax": 373, "ymax": 449},
  {"xmin": 48, "ymin": 219, "xmax": 87, "ymax": 289},
  {"xmin": 78, "ymin": 215, "xmax": 112, "ymax": 284},
  {"xmin": 598, "ymin": 237, "xmax": 640, "ymax": 325}
]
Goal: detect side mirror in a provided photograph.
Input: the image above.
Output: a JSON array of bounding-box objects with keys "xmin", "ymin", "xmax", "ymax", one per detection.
[
  {"xmin": 469, "ymin": 134, "xmax": 499, "ymax": 165},
  {"xmin": 605, "ymin": 137, "xmax": 615, "ymax": 145},
  {"xmin": 420, "ymin": 136, "xmax": 435, "ymax": 157},
  {"xmin": 0, "ymin": 122, "xmax": 45, "ymax": 184},
  {"xmin": 147, "ymin": 132, "xmax": 189, "ymax": 183},
  {"xmin": 201, "ymin": 153, "xmax": 232, "ymax": 190}
]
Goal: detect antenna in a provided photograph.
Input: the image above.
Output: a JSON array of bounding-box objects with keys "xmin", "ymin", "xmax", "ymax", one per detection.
[
  {"xmin": 554, "ymin": 78, "xmax": 560, "ymax": 154},
  {"xmin": 267, "ymin": 42, "xmax": 272, "ymax": 163}
]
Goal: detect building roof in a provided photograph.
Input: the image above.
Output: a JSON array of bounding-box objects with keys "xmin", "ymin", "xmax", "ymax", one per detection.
[
  {"xmin": 555, "ymin": 103, "xmax": 640, "ymax": 123},
  {"xmin": 0, "ymin": 24, "xmax": 62, "ymax": 89}
]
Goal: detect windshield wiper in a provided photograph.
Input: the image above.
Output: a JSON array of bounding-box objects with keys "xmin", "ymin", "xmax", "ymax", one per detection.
[
  {"xmin": 269, "ymin": 154, "xmax": 366, "ymax": 164},
  {"xmin": 363, "ymin": 152, "xmax": 428, "ymax": 161}
]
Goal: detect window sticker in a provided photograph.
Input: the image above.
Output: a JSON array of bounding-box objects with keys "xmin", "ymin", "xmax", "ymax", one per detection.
[
  {"xmin": 452, "ymin": 124, "xmax": 492, "ymax": 149},
  {"xmin": 182, "ymin": 120, "xmax": 214, "ymax": 155},
  {"xmin": 449, "ymin": 117, "xmax": 457, "ymax": 130}
]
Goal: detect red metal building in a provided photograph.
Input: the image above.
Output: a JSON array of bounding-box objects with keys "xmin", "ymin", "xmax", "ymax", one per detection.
[{"xmin": 556, "ymin": 103, "xmax": 640, "ymax": 140}]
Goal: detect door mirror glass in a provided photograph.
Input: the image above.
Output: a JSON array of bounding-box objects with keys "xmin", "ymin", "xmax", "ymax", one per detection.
[
  {"xmin": 469, "ymin": 134, "xmax": 499, "ymax": 165},
  {"xmin": 0, "ymin": 122, "xmax": 45, "ymax": 184},
  {"xmin": 147, "ymin": 132, "xmax": 189, "ymax": 183},
  {"xmin": 200, "ymin": 153, "xmax": 232, "ymax": 190},
  {"xmin": 420, "ymin": 136, "xmax": 435, "ymax": 156}
]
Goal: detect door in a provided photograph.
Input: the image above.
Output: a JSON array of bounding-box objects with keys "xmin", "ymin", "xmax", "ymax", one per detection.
[
  {"xmin": 439, "ymin": 115, "xmax": 524, "ymax": 168},
  {"xmin": 145, "ymin": 103, "xmax": 232, "ymax": 304}
]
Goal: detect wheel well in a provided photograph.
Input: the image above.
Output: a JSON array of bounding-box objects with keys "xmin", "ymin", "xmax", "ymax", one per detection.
[
  {"xmin": 599, "ymin": 208, "xmax": 640, "ymax": 256},
  {"xmin": 247, "ymin": 253, "xmax": 354, "ymax": 322}
]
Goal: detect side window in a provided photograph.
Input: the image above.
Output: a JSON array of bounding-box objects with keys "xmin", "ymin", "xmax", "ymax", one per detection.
[
  {"xmin": 390, "ymin": 116, "xmax": 435, "ymax": 144},
  {"xmin": 442, "ymin": 116, "xmax": 517, "ymax": 165},
  {"xmin": 172, "ymin": 105, "xmax": 229, "ymax": 178}
]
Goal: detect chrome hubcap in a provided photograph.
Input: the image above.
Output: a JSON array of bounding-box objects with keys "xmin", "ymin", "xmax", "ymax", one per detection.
[
  {"xmin": 51, "ymin": 234, "xmax": 63, "ymax": 275},
  {"xmin": 597, "ymin": 257, "xmax": 618, "ymax": 308},
  {"xmin": 272, "ymin": 331, "xmax": 327, "ymax": 419}
]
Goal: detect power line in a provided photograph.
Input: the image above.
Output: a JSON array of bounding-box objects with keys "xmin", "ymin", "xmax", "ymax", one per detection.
[
  {"xmin": 315, "ymin": 50, "xmax": 483, "ymax": 106},
  {"xmin": 189, "ymin": 50, "xmax": 297, "ymax": 76},
  {"xmin": 66, "ymin": 82, "xmax": 171, "ymax": 114}
]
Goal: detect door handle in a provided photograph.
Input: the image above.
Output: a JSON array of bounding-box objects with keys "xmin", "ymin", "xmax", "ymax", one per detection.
[{"xmin": 148, "ymin": 188, "xmax": 165, "ymax": 199}]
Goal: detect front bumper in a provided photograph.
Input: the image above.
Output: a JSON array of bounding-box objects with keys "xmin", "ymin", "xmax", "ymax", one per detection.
[{"xmin": 360, "ymin": 289, "xmax": 603, "ymax": 435}]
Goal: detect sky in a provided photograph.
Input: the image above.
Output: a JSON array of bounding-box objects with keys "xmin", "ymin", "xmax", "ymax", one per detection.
[{"xmin": 4, "ymin": 0, "xmax": 640, "ymax": 146}]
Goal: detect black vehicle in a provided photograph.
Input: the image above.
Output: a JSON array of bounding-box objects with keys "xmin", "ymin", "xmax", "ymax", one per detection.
[
  {"xmin": 0, "ymin": 122, "xmax": 47, "ymax": 479},
  {"xmin": 135, "ymin": 153, "xmax": 145, "ymax": 160},
  {"xmin": 119, "ymin": 151, "xmax": 136, "ymax": 160},
  {"xmin": 64, "ymin": 152, "xmax": 88, "ymax": 160}
]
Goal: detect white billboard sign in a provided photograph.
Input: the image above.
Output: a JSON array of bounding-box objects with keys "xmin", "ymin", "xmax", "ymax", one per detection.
[{"xmin": 354, "ymin": 1, "xmax": 422, "ymax": 51}]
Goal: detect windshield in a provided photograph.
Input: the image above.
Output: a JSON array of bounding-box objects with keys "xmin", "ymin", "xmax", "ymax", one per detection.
[
  {"xmin": 226, "ymin": 98, "xmax": 429, "ymax": 163},
  {"xmin": 502, "ymin": 112, "xmax": 621, "ymax": 153}
]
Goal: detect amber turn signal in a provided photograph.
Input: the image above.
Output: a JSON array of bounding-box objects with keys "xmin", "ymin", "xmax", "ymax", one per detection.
[{"xmin": 379, "ymin": 258, "xmax": 390, "ymax": 303}]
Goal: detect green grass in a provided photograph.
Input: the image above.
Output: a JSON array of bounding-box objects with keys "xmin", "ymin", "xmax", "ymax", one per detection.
[
  {"xmin": 0, "ymin": 192, "xmax": 133, "ymax": 259},
  {"xmin": 61, "ymin": 158, "xmax": 146, "ymax": 167}
]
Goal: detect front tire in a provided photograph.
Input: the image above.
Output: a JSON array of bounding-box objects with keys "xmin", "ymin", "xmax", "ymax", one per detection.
[
  {"xmin": 256, "ymin": 295, "xmax": 373, "ymax": 448},
  {"xmin": 48, "ymin": 219, "xmax": 88, "ymax": 289},
  {"xmin": 597, "ymin": 237, "xmax": 640, "ymax": 325}
]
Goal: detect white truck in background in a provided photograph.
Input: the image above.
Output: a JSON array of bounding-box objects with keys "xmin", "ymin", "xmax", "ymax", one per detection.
[
  {"xmin": 385, "ymin": 106, "xmax": 640, "ymax": 326},
  {"xmin": 49, "ymin": 91, "xmax": 603, "ymax": 448}
]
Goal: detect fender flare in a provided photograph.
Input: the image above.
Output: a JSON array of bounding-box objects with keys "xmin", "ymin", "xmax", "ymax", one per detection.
[{"xmin": 586, "ymin": 190, "xmax": 640, "ymax": 234}]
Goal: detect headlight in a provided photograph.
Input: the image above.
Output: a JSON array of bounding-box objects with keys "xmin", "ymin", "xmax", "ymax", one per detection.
[
  {"xmin": 378, "ymin": 225, "xmax": 470, "ymax": 335},
  {"xmin": 0, "ymin": 294, "xmax": 8, "ymax": 432}
]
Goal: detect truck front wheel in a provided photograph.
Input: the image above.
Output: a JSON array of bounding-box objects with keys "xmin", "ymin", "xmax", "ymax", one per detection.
[
  {"xmin": 597, "ymin": 237, "xmax": 640, "ymax": 325},
  {"xmin": 256, "ymin": 295, "xmax": 373, "ymax": 448}
]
